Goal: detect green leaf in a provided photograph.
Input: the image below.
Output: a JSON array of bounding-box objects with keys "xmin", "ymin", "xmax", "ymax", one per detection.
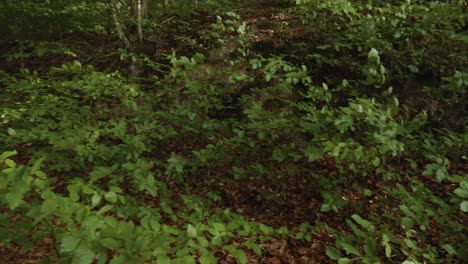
[
  {"xmin": 73, "ymin": 242, "xmax": 94, "ymax": 264},
  {"xmin": 460, "ymin": 201, "xmax": 468, "ymax": 212},
  {"xmin": 230, "ymin": 249, "xmax": 247, "ymax": 264},
  {"xmin": 454, "ymin": 188, "xmax": 468, "ymax": 198},
  {"xmin": 100, "ymin": 238, "xmax": 121, "ymax": 249},
  {"xmin": 157, "ymin": 254, "xmax": 171, "ymax": 264},
  {"xmin": 321, "ymin": 204, "xmax": 331, "ymax": 212},
  {"xmin": 109, "ymin": 255, "xmax": 129, "ymax": 264},
  {"xmin": 363, "ymin": 237, "xmax": 378, "ymax": 256},
  {"xmin": 7, "ymin": 128, "xmax": 16, "ymax": 136},
  {"xmin": 303, "ymin": 145, "xmax": 323, "ymax": 161},
  {"xmin": 401, "ymin": 216, "xmax": 414, "ymax": 227},
  {"xmin": 351, "ymin": 214, "xmax": 374, "ymax": 231},
  {"xmin": 105, "ymin": 192, "xmax": 117, "ymax": 203},
  {"xmin": 186, "ymin": 224, "xmax": 197, "ymax": 238},
  {"xmin": 442, "ymin": 244, "xmax": 457, "ymax": 255},
  {"xmin": 41, "ymin": 197, "xmax": 58, "ymax": 216},
  {"xmin": 338, "ymin": 258, "xmax": 352, "ymax": 264},
  {"xmin": 61, "ymin": 235, "xmax": 81, "ymax": 253},
  {"xmin": 259, "ymin": 223, "xmax": 273, "ymax": 234},
  {"xmin": 325, "ymin": 247, "xmax": 341, "ymax": 260},
  {"xmin": 0, "ymin": 150, "xmax": 17, "ymax": 161},
  {"xmin": 92, "ymin": 194, "xmax": 102, "ymax": 207},
  {"xmin": 339, "ymin": 242, "xmax": 361, "ymax": 256},
  {"xmin": 5, "ymin": 182, "xmax": 30, "ymax": 209},
  {"xmin": 199, "ymin": 253, "xmax": 216, "ymax": 264},
  {"xmin": 245, "ymin": 241, "xmax": 262, "ymax": 255}
]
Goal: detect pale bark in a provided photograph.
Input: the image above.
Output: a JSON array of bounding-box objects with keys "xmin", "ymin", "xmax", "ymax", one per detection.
[{"xmin": 110, "ymin": 0, "xmax": 131, "ymax": 49}]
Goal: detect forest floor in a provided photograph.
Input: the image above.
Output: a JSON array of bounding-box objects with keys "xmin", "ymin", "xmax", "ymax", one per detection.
[{"xmin": 1, "ymin": 0, "xmax": 466, "ymax": 263}]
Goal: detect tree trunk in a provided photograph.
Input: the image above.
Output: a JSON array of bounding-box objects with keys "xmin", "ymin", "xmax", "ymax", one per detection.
[{"xmin": 110, "ymin": 0, "xmax": 131, "ymax": 49}]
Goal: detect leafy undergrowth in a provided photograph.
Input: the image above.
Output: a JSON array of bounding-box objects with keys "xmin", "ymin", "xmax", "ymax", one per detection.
[{"xmin": 0, "ymin": 0, "xmax": 467, "ymax": 263}]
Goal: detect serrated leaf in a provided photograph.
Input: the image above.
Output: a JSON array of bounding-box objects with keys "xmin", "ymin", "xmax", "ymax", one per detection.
[
  {"xmin": 73, "ymin": 242, "xmax": 94, "ymax": 263},
  {"xmin": 325, "ymin": 247, "xmax": 341, "ymax": 260},
  {"xmin": 61, "ymin": 235, "xmax": 81, "ymax": 252},
  {"xmin": 5, "ymin": 183, "xmax": 29, "ymax": 209},
  {"xmin": 41, "ymin": 197, "xmax": 58, "ymax": 215}
]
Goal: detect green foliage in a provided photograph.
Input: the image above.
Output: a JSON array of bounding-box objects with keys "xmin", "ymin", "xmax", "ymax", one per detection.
[{"xmin": 0, "ymin": 0, "xmax": 466, "ymax": 263}]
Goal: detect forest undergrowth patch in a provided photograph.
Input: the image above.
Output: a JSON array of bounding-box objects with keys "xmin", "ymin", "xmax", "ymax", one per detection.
[{"xmin": 0, "ymin": 0, "xmax": 466, "ymax": 263}]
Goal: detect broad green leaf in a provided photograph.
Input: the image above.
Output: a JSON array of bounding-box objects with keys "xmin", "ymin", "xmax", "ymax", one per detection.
[
  {"xmin": 351, "ymin": 214, "xmax": 374, "ymax": 231},
  {"xmin": 401, "ymin": 217, "xmax": 414, "ymax": 227},
  {"xmin": 460, "ymin": 201, "xmax": 468, "ymax": 212},
  {"xmin": 30, "ymin": 157, "xmax": 44, "ymax": 174},
  {"xmin": 245, "ymin": 241, "xmax": 262, "ymax": 255},
  {"xmin": 454, "ymin": 188, "xmax": 468, "ymax": 198},
  {"xmin": 259, "ymin": 223, "xmax": 273, "ymax": 234},
  {"xmin": 0, "ymin": 150, "xmax": 17, "ymax": 161},
  {"xmin": 230, "ymin": 249, "xmax": 247, "ymax": 264},
  {"xmin": 92, "ymin": 194, "xmax": 101, "ymax": 207},
  {"xmin": 7, "ymin": 128, "xmax": 16, "ymax": 136},
  {"xmin": 61, "ymin": 235, "xmax": 81, "ymax": 252},
  {"xmin": 4, "ymin": 182, "xmax": 29, "ymax": 209},
  {"xmin": 100, "ymin": 238, "xmax": 121, "ymax": 249},
  {"xmin": 199, "ymin": 253, "xmax": 216, "ymax": 264},
  {"xmin": 105, "ymin": 192, "xmax": 117, "ymax": 203},
  {"xmin": 97, "ymin": 205, "xmax": 114, "ymax": 215},
  {"xmin": 197, "ymin": 236, "xmax": 210, "ymax": 248},
  {"xmin": 73, "ymin": 242, "xmax": 94, "ymax": 264},
  {"xmin": 325, "ymin": 247, "xmax": 341, "ymax": 260},
  {"xmin": 338, "ymin": 258, "xmax": 352, "ymax": 264},
  {"xmin": 157, "ymin": 254, "xmax": 171, "ymax": 264},
  {"xmin": 442, "ymin": 244, "xmax": 457, "ymax": 255},
  {"xmin": 339, "ymin": 242, "xmax": 361, "ymax": 256},
  {"xmin": 187, "ymin": 224, "xmax": 197, "ymax": 238},
  {"xmin": 41, "ymin": 197, "xmax": 58, "ymax": 215},
  {"xmin": 363, "ymin": 237, "xmax": 378, "ymax": 256},
  {"xmin": 109, "ymin": 255, "xmax": 129, "ymax": 264}
]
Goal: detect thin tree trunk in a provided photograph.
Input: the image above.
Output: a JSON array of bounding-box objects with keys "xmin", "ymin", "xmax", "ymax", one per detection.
[
  {"xmin": 136, "ymin": 0, "xmax": 143, "ymax": 42},
  {"xmin": 110, "ymin": 0, "xmax": 131, "ymax": 49}
]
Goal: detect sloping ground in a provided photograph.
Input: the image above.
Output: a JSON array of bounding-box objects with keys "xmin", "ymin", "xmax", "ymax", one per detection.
[{"xmin": 0, "ymin": 0, "xmax": 466, "ymax": 263}]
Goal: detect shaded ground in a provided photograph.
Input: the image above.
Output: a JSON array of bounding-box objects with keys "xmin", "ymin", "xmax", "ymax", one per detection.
[{"xmin": 1, "ymin": 0, "xmax": 466, "ymax": 263}]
